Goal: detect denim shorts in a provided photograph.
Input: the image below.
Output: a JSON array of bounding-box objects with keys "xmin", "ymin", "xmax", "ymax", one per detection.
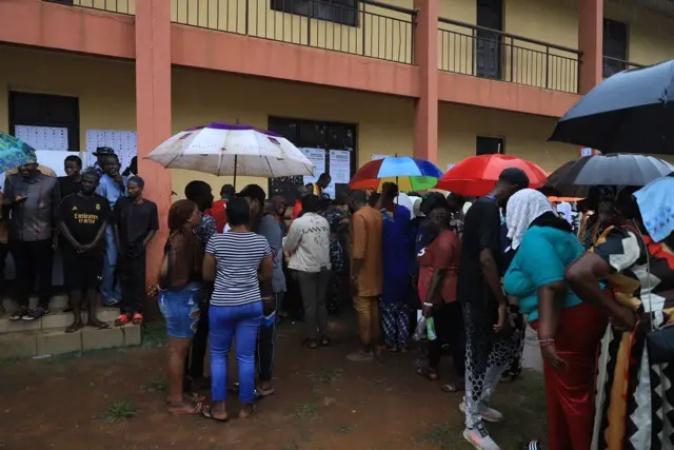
[{"xmin": 158, "ymin": 282, "xmax": 201, "ymax": 339}]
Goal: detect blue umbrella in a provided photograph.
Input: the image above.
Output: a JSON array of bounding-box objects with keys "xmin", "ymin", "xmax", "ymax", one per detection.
[
  {"xmin": 550, "ymin": 59, "xmax": 674, "ymax": 154},
  {"xmin": 0, "ymin": 133, "xmax": 37, "ymax": 173}
]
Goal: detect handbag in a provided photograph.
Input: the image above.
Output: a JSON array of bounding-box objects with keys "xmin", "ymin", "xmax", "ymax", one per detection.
[{"xmin": 631, "ymin": 222, "xmax": 674, "ymax": 365}]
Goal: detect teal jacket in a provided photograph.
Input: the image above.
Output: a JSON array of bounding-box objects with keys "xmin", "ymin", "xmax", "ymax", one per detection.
[{"xmin": 504, "ymin": 226, "xmax": 584, "ymax": 322}]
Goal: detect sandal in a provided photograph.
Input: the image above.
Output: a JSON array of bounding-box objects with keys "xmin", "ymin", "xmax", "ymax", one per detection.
[
  {"xmin": 440, "ymin": 381, "xmax": 464, "ymax": 393},
  {"xmin": 319, "ymin": 336, "xmax": 332, "ymax": 347},
  {"xmin": 114, "ymin": 313, "xmax": 131, "ymax": 326},
  {"xmin": 304, "ymin": 339, "xmax": 318, "ymax": 350},
  {"xmin": 417, "ymin": 367, "xmax": 439, "ymax": 381},
  {"xmin": 167, "ymin": 399, "xmax": 203, "ymax": 416},
  {"xmin": 132, "ymin": 312, "xmax": 144, "ymax": 325},
  {"xmin": 201, "ymin": 405, "xmax": 228, "ymax": 422}
]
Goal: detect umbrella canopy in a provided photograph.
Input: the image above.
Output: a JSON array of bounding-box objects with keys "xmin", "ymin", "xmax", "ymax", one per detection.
[
  {"xmin": 549, "ymin": 59, "xmax": 674, "ymax": 154},
  {"xmin": 0, "ymin": 133, "xmax": 37, "ymax": 173},
  {"xmin": 146, "ymin": 123, "xmax": 314, "ymax": 179},
  {"xmin": 437, "ymin": 154, "xmax": 547, "ymax": 197},
  {"xmin": 348, "ymin": 156, "xmax": 443, "ymax": 191},
  {"xmin": 634, "ymin": 173, "xmax": 674, "ymax": 243},
  {"xmin": 545, "ymin": 154, "xmax": 674, "ymax": 196}
]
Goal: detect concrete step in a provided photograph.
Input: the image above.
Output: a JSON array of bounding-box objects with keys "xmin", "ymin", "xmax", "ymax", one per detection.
[
  {"xmin": 0, "ymin": 307, "xmax": 120, "ymax": 334},
  {"xmin": 2, "ymin": 294, "xmax": 70, "ymax": 314},
  {"xmin": 0, "ymin": 323, "xmax": 142, "ymax": 359}
]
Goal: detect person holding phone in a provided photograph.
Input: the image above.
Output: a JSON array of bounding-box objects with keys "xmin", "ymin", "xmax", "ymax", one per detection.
[{"xmin": 4, "ymin": 159, "xmax": 61, "ymax": 321}]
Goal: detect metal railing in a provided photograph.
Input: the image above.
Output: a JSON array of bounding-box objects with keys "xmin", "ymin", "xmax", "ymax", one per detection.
[
  {"xmin": 172, "ymin": 0, "xmax": 416, "ymax": 64},
  {"xmin": 438, "ymin": 18, "xmax": 580, "ymax": 93},
  {"xmin": 44, "ymin": 0, "xmax": 135, "ymax": 15},
  {"xmin": 603, "ymin": 55, "xmax": 645, "ymax": 78}
]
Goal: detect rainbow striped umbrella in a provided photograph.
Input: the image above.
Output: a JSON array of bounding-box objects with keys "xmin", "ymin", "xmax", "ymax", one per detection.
[{"xmin": 349, "ymin": 156, "xmax": 443, "ymax": 191}]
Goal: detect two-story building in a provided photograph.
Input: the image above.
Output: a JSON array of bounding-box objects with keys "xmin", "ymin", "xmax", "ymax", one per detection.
[{"xmin": 2, "ymin": 0, "xmax": 674, "ymax": 272}]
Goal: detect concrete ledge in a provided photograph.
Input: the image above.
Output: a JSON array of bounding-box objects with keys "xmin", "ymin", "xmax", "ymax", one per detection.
[
  {"xmin": 37, "ymin": 329, "xmax": 82, "ymax": 356},
  {"xmin": 82, "ymin": 327, "xmax": 124, "ymax": 351},
  {"xmin": 0, "ymin": 332, "xmax": 37, "ymax": 359},
  {"xmin": 0, "ymin": 317, "xmax": 41, "ymax": 333},
  {"xmin": 122, "ymin": 324, "xmax": 142, "ymax": 346}
]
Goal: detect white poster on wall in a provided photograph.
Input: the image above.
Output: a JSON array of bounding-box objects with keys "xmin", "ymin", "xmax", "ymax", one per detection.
[
  {"xmin": 300, "ymin": 147, "xmax": 326, "ymax": 186},
  {"xmin": 14, "ymin": 125, "xmax": 69, "ymax": 151},
  {"xmin": 86, "ymin": 129, "xmax": 137, "ymax": 173},
  {"xmin": 328, "ymin": 149, "xmax": 351, "ymax": 198}
]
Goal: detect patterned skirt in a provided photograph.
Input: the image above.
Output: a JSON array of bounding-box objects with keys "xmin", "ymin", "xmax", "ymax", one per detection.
[{"xmin": 592, "ymin": 325, "xmax": 674, "ymax": 450}]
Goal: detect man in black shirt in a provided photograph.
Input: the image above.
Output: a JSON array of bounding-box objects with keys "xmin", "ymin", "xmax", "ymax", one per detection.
[
  {"xmin": 114, "ymin": 176, "xmax": 158, "ymax": 325},
  {"xmin": 58, "ymin": 154, "xmax": 82, "ymax": 199},
  {"xmin": 458, "ymin": 168, "xmax": 529, "ymax": 450},
  {"xmin": 57, "ymin": 168, "xmax": 111, "ymax": 332}
]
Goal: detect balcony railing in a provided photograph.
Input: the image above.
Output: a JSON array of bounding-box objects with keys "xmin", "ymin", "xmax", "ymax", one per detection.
[
  {"xmin": 172, "ymin": 0, "xmax": 416, "ymax": 64},
  {"xmin": 45, "ymin": 0, "xmax": 135, "ymax": 15},
  {"xmin": 603, "ymin": 55, "xmax": 645, "ymax": 78},
  {"xmin": 438, "ymin": 18, "xmax": 580, "ymax": 93}
]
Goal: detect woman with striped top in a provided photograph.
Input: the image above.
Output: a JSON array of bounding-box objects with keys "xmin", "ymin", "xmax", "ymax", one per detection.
[{"xmin": 201, "ymin": 197, "xmax": 273, "ymax": 422}]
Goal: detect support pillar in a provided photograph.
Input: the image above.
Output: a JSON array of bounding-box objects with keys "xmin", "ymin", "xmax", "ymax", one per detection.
[
  {"xmin": 135, "ymin": 0, "xmax": 172, "ymax": 288},
  {"xmin": 578, "ymin": 0, "xmax": 603, "ymax": 94},
  {"xmin": 413, "ymin": 0, "xmax": 439, "ymax": 163}
]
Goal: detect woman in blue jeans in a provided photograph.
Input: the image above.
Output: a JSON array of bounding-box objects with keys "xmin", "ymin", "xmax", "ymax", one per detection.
[
  {"xmin": 158, "ymin": 199, "xmax": 204, "ymax": 415},
  {"xmin": 202, "ymin": 197, "xmax": 273, "ymax": 422}
]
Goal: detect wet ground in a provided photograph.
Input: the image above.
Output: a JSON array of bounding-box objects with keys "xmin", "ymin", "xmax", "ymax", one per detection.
[{"xmin": 0, "ymin": 312, "xmax": 546, "ymax": 450}]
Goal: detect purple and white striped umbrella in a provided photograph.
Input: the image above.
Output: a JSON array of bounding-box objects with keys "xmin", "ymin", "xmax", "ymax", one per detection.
[{"xmin": 147, "ymin": 123, "xmax": 314, "ymax": 179}]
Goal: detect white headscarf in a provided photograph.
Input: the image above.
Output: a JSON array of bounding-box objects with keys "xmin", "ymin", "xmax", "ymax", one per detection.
[{"xmin": 506, "ymin": 189, "xmax": 555, "ymax": 250}]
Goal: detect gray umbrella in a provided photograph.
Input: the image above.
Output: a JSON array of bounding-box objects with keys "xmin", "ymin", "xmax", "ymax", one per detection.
[
  {"xmin": 549, "ymin": 60, "xmax": 674, "ymax": 154},
  {"xmin": 545, "ymin": 154, "xmax": 674, "ymax": 197}
]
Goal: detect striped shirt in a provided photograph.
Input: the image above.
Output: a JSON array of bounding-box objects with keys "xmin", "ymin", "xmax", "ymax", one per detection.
[{"xmin": 206, "ymin": 232, "xmax": 271, "ymax": 307}]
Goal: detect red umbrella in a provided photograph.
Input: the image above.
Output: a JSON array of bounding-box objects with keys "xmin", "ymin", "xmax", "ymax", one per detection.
[{"xmin": 437, "ymin": 154, "xmax": 548, "ymax": 196}]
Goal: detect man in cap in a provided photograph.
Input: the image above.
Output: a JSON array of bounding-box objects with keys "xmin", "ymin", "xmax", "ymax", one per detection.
[
  {"xmin": 3, "ymin": 157, "xmax": 61, "ymax": 321},
  {"xmin": 457, "ymin": 168, "xmax": 529, "ymax": 450}
]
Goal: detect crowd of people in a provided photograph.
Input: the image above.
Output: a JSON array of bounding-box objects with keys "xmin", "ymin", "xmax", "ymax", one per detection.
[{"xmin": 2, "ymin": 147, "xmax": 673, "ymax": 450}]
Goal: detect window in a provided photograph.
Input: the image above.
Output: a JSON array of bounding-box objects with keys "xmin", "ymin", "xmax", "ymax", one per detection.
[
  {"xmin": 271, "ymin": 0, "xmax": 358, "ymax": 27},
  {"xmin": 9, "ymin": 91, "xmax": 80, "ymax": 150},
  {"xmin": 603, "ymin": 19, "xmax": 628, "ymax": 78},
  {"xmin": 476, "ymin": 0, "xmax": 503, "ymax": 79},
  {"xmin": 476, "ymin": 136, "xmax": 504, "ymax": 155},
  {"xmin": 268, "ymin": 117, "xmax": 357, "ymax": 202}
]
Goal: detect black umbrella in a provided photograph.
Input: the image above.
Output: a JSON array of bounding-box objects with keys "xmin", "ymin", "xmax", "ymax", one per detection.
[
  {"xmin": 549, "ymin": 60, "xmax": 674, "ymax": 154},
  {"xmin": 545, "ymin": 154, "xmax": 674, "ymax": 197}
]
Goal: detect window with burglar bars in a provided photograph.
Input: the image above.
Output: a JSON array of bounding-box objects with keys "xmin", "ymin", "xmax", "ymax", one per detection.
[{"xmin": 271, "ymin": 0, "xmax": 358, "ymax": 26}]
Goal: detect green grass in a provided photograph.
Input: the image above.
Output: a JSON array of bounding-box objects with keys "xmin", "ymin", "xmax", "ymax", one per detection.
[
  {"xmin": 293, "ymin": 401, "xmax": 319, "ymax": 419},
  {"xmin": 0, "ymin": 356, "xmax": 20, "ymax": 366},
  {"xmin": 308, "ymin": 367, "xmax": 343, "ymax": 385},
  {"xmin": 143, "ymin": 375, "xmax": 168, "ymax": 393},
  {"xmin": 104, "ymin": 400, "xmax": 138, "ymax": 422},
  {"xmin": 336, "ymin": 424, "xmax": 354, "ymax": 434},
  {"xmin": 141, "ymin": 322, "xmax": 167, "ymax": 348}
]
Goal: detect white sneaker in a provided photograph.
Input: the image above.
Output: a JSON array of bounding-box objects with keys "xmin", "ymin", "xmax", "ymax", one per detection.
[
  {"xmin": 459, "ymin": 400, "xmax": 504, "ymax": 423},
  {"xmin": 463, "ymin": 425, "xmax": 500, "ymax": 450}
]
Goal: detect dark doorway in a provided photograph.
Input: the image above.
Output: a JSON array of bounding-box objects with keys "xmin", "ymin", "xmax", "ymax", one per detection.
[
  {"xmin": 267, "ymin": 117, "xmax": 357, "ymax": 202},
  {"xmin": 603, "ymin": 19, "xmax": 628, "ymax": 78},
  {"xmin": 476, "ymin": 0, "xmax": 503, "ymax": 79},
  {"xmin": 476, "ymin": 136, "xmax": 505, "ymax": 155},
  {"xmin": 9, "ymin": 91, "xmax": 80, "ymax": 150}
]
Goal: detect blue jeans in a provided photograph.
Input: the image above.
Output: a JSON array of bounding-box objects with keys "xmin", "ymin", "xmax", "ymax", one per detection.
[
  {"xmin": 100, "ymin": 226, "xmax": 121, "ymax": 304},
  {"xmin": 209, "ymin": 302, "xmax": 262, "ymax": 404}
]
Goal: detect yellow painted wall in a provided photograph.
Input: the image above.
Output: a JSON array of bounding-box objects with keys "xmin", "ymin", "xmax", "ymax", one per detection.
[
  {"xmin": 438, "ymin": 103, "xmax": 579, "ymax": 173},
  {"xmin": 170, "ymin": 66, "xmax": 415, "ymax": 197},
  {"xmin": 606, "ymin": 1, "xmax": 674, "ymax": 65},
  {"xmin": 0, "ymin": 45, "xmax": 136, "ymax": 150}
]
